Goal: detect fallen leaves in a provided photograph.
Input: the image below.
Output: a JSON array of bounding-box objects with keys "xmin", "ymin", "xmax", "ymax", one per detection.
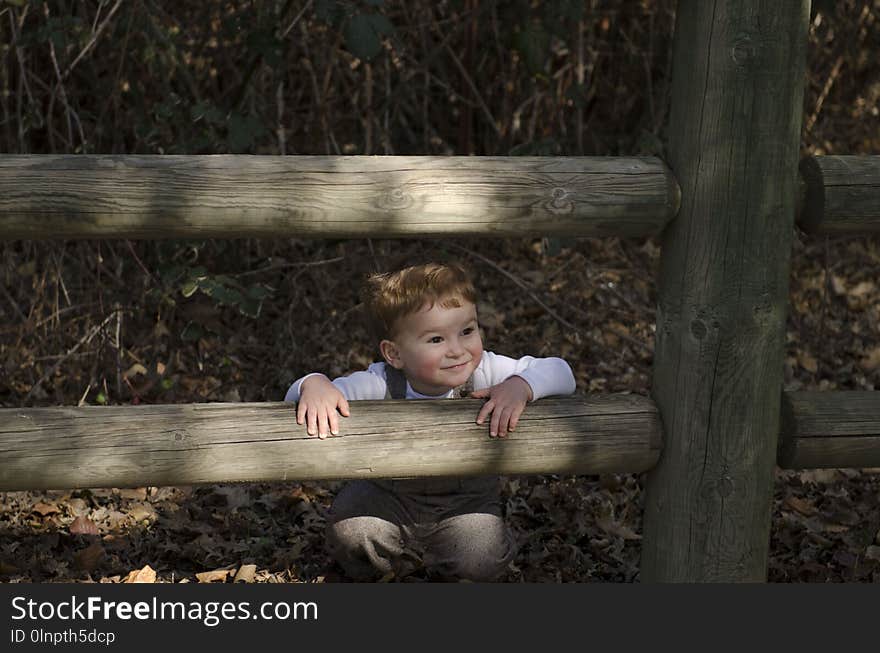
[
  {"xmin": 2, "ymin": 437, "xmax": 879, "ymax": 585},
  {"xmin": 118, "ymin": 488, "xmax": 149, "ymax": 501},
  {"xmin": 125, "ymin": 565, "xmax": 157, "ymax": 583},
  {"xmin": 129, "ymin": 503, "xmax": 157, "ymax": 523},
  {"xmin": 69, "ymin": 516, "xmax": 100, "ymax": 535},
  {"xmin": 798, "ymin": 469, "xmax": 845, "ymax": 485},
  {"xmin": 0, "ymin": 561, "xmax": 20, "ymax": 575},
  {"xmin": 73, "ymin": 543, "xmax": 105, "ymax": 572},
  {"xmin": 860, "ymin": 346, "xmax": 880, "ymax": 372},
  {"xmin": 783, "ymin": 496, "xmax": 817, "ymax": 517},
  {"xmin": 771, "ymin": 467, "xmax": 880, "ymax": 582},
  {"xmin": 799, "ymin": 352, "xmax": 818, "ymax": 374},
  {"xmin": 32, "ymin": 502, "xmax": 61, "ymax": 516},
  {"xmin": 234, "ymin": 564, "xmax": 257, "ymax": 583},
  {"xmin": 195, "ymin": 568, "xmax": 232, "ymax": 583},
  {"xmin": 596, "ymin": 516, "xmax": 642, "ymax": 541}
]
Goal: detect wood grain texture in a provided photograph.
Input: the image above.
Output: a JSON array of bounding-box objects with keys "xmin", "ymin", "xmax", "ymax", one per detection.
[
  {"xmin": 778, "ymin": 391, "xmax": 880, "ymax": 468},
  {"xmin": 797, "ymin": 156, "xmax": 880, "ymax": 234},
  {"xmin": 0, "ymin": 396, "xmax": 663, "ymax": 491},
  {"xmin": 0, "ymin": 155, "xmax": 680, "ymax": 239},
  {"xmin": 641, "ymin": 1, "xmax": 810, "ymax": 582}
]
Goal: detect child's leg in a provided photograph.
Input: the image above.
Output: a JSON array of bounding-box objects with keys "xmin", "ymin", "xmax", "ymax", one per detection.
[
  {"xmin": 416, "ymin": 477, "xmax": 517, "ymax": 581},
  {"xmin": 325, "ymin": 480, "xmax": 419, "ymax": 580},
  {"xmin": 422, "ymin": 511, "xmax": 516, "ymax": 581}
]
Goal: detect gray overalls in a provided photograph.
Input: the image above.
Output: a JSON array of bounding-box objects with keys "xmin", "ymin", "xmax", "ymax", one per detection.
[{"xmin": 324, "ymin": 365, "xmax": 517, "ymax": 581}]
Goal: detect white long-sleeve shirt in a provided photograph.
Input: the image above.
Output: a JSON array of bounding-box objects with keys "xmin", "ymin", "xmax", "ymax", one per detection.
[{"xmin": 284, "ymin": 351, "xmax": 576, "ymax": 402}]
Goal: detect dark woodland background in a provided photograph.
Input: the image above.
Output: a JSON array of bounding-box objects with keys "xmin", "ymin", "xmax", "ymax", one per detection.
[{"xmin": 1, "ymin": 0, "xmax": 879, "ymax": 582}]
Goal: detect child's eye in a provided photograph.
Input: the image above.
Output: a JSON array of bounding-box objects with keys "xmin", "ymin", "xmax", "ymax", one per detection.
[
  {"xmin": 462, "ymin": 327, "xmax": 475, "ymax": 336},
  {"xmin": 428, "ymin": 336, "xmax": 443, "ymax": 344}
]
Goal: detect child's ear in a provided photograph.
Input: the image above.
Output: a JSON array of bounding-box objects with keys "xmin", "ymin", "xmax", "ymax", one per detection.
[{"xmin": 380, "ymin": 340, "xmax": 404, "ymax": 368}]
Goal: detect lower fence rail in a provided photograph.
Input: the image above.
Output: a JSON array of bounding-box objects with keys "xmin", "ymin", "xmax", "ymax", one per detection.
[
  {"xmin": 778, "ymin": 391, "xmax": 880, "ymax": 469},
  {"xmin": 0, "ymin": 395, "xmax": 662, "ymax": 491},
  {"xmin": 0, "ymin": 391, "xmax": 876, "ymax": 491}
]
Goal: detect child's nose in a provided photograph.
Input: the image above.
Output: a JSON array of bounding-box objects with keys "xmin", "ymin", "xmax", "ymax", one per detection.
[{"xmin": 447, "ymin": 339, "xmax": 465, "ymax": 356}]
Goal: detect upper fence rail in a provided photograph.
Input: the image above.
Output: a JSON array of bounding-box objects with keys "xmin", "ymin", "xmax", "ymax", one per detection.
[
  {"xmin": 0, "ymin": 155, "xmax": 680, "ymax": 240},
  {"xmin": 0, "ymin": 154, "xmax": 877, "ymax": 240}
]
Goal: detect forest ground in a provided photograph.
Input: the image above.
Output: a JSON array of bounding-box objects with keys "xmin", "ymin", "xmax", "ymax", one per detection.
[{"xmin": 2, "ymin": 234, "xmax": 880, "ymax": 583}]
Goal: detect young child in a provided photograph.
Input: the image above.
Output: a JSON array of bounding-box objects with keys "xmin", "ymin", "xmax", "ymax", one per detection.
[{"xmin": 285, "ymin": 262, "xmax": 576, "ymax": 581}]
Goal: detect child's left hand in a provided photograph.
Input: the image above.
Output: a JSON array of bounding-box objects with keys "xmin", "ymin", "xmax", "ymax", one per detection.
[{"xmin": 472, "ymin": 376, "xmax": 534, "ymax": 438}]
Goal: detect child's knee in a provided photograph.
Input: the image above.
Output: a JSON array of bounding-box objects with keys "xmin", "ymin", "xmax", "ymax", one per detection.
[
  {"xmin": 327, "ymin": 516, "xmax": 402, "ymax": 556},
  {"xmin": 443, "ymin": 549, "xmax": 512, "ymax": 582},
  {"xmin": 326, "ymin": 516, "xmax": 405, "ymax": 580},
  {"xmin": 427, "ymin": 514, "xmax": 516, "ymax": 582}
]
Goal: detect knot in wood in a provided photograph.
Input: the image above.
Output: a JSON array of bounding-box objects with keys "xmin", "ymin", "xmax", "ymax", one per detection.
[
  {"xmin": 690, "ymin": 319, "xmax": 708, "ymax": 340},
  {"xmin": 717, "ymin": 476, "xmax": 734, "ymax": 498},
  {"xmin": 731, "ymin": 34, "xmax": 758, "ymax": 67},
  {"xmin": 379, "ymin": 187, "xmax": 414, "ymax": 210},
  {"xmin": 547, "ymin": 187, "xmax": 573, "ymax": 213}
]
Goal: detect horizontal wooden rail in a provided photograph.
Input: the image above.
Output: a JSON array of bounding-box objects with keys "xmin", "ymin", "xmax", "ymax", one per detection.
[
  {"xmin": 797, "ymin": 155, "xmax": 880, "ymax": 234},
  {"xmin": 0, "ymin": 155, "xmax": 680, "ymax": 240},
  {"xmin": 778, "ymin": 391, "xmax": 880, "ymax": 469},
  {"xmin": 2, "ymin": 390, "xmax": 874, "ymax": 491},
  {"xmin": 5, "ymin": 154, "xmax": 878, "ymax": 239},
  {"xmin": 0, "ymin": 396, "xmax": 663, "ymax": 491}
]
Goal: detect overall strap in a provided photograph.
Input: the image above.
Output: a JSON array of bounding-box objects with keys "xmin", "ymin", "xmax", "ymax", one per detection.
[
  {"xmin": 452, "ymin": 374, "xmax": 474, "ymax": 398},
  {"xmin": 383, "ymin": 362, "xmax": 473, "ymax": 399},
  {"xmin": 384, "ymin": 364, "xmax": 408, "ymax": 400}
]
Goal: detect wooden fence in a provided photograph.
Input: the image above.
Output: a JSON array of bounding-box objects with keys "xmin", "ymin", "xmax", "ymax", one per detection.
[{"xmin": 2, "ymin": 0, "xmax": 879, "ymax": 582}]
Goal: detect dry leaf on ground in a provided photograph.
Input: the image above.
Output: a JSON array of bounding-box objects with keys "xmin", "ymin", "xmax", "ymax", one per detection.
[
  {"xmin": 233, "ymin": 564, "xmax": 257, "ymax": 583},
  {"xmin": 124, "ymin": 565, "xmax": 157, "ymax": 583},
  {"xmin": 196, "ymin": 569, "xmax": 232, "ymax": 583},
  {"xmin": 69, "ymin": 516, "xmax": 100, "ymax": 535},
  {"xmin": 597, "ymin": 516, "xmax": 642, "ymax": 541},
  {"xmin": 73, "ymin": 542, "xmax": 105, "ymax": 572},
  {"xmin": 783, "ymin": 496, "xmax": 817, "ymax": 517},
  {"xmin": 32, "ymin": 502, "xmax": 60, "ymax": 516}
]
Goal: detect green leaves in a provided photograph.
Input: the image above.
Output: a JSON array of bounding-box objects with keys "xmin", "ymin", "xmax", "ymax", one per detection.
[
  {"xmin": 507, "ymin": 0, "xmax": 586, "ymax": 79},
  {"xmin": 314, "ymin": 1, "xmax": 394, "ymax": 62},
  {"xmin": 315, "ymin": 0, "xmax": 345, "ymax": 24},
  {"xmin": 178, "ymin": 267, "xmax": 273, "ymax": 319},
  {"xmin": 227, "ymin": 113, "xmax": 265, "ymax": 154},
  {"xmin": 343, "ymin": 12, "xmax": 393, "ymax": 61},
  {"xmin": 246, "ymin": 27, "xmax": 283, "ymax": 69},
  {"xmin": 152, "ymin": 243, "xmax": 275, "ymax": 342},
  {"xmin": 188, "ymin": 103, "xmax": 264, "ymax": 154},
  {"xmin": 509, "ymin": 138, "xmax": 560, "ymax": 156},
  {"xmin": 514, "ymin": 23, "xmax": 550, "ymax": 76},
  {"xmin": 190, "ymin": 101, "xmax": 225, "ymax": 126}
]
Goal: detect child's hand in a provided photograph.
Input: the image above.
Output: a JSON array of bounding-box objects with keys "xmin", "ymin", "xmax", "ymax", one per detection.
[
  {"xmin": 472, "ymin": 376, "xmax": 534, "ymax": 438},
  {"xmin": 296, "ymin": 375, "xmax": 351, "ymax": 439}
]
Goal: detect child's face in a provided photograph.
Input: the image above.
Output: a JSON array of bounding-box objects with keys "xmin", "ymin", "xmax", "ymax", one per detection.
[{"xmin": 381, "ymin": 299, "xmax": 483, "ymax": 396}]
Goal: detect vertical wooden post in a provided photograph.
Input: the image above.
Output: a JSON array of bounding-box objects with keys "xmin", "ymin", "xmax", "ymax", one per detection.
[{"xmin": 641, "ymin": 1, "xmax": 810, "ymax": 581}]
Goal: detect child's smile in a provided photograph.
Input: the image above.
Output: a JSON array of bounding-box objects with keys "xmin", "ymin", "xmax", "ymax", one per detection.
[{"xmin": 380, "ymin": 299, "xmax": 483, "ymax": 396}]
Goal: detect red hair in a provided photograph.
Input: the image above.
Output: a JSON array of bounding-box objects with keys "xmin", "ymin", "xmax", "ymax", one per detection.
[{"xmin": 361, "ymin": 262, "xmax": 477, "ymax": 339}]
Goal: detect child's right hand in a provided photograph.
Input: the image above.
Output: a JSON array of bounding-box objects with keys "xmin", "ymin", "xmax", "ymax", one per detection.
[{"xmin": 296, "ymin": 375, "xmax": 351, "ymax": 439}]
